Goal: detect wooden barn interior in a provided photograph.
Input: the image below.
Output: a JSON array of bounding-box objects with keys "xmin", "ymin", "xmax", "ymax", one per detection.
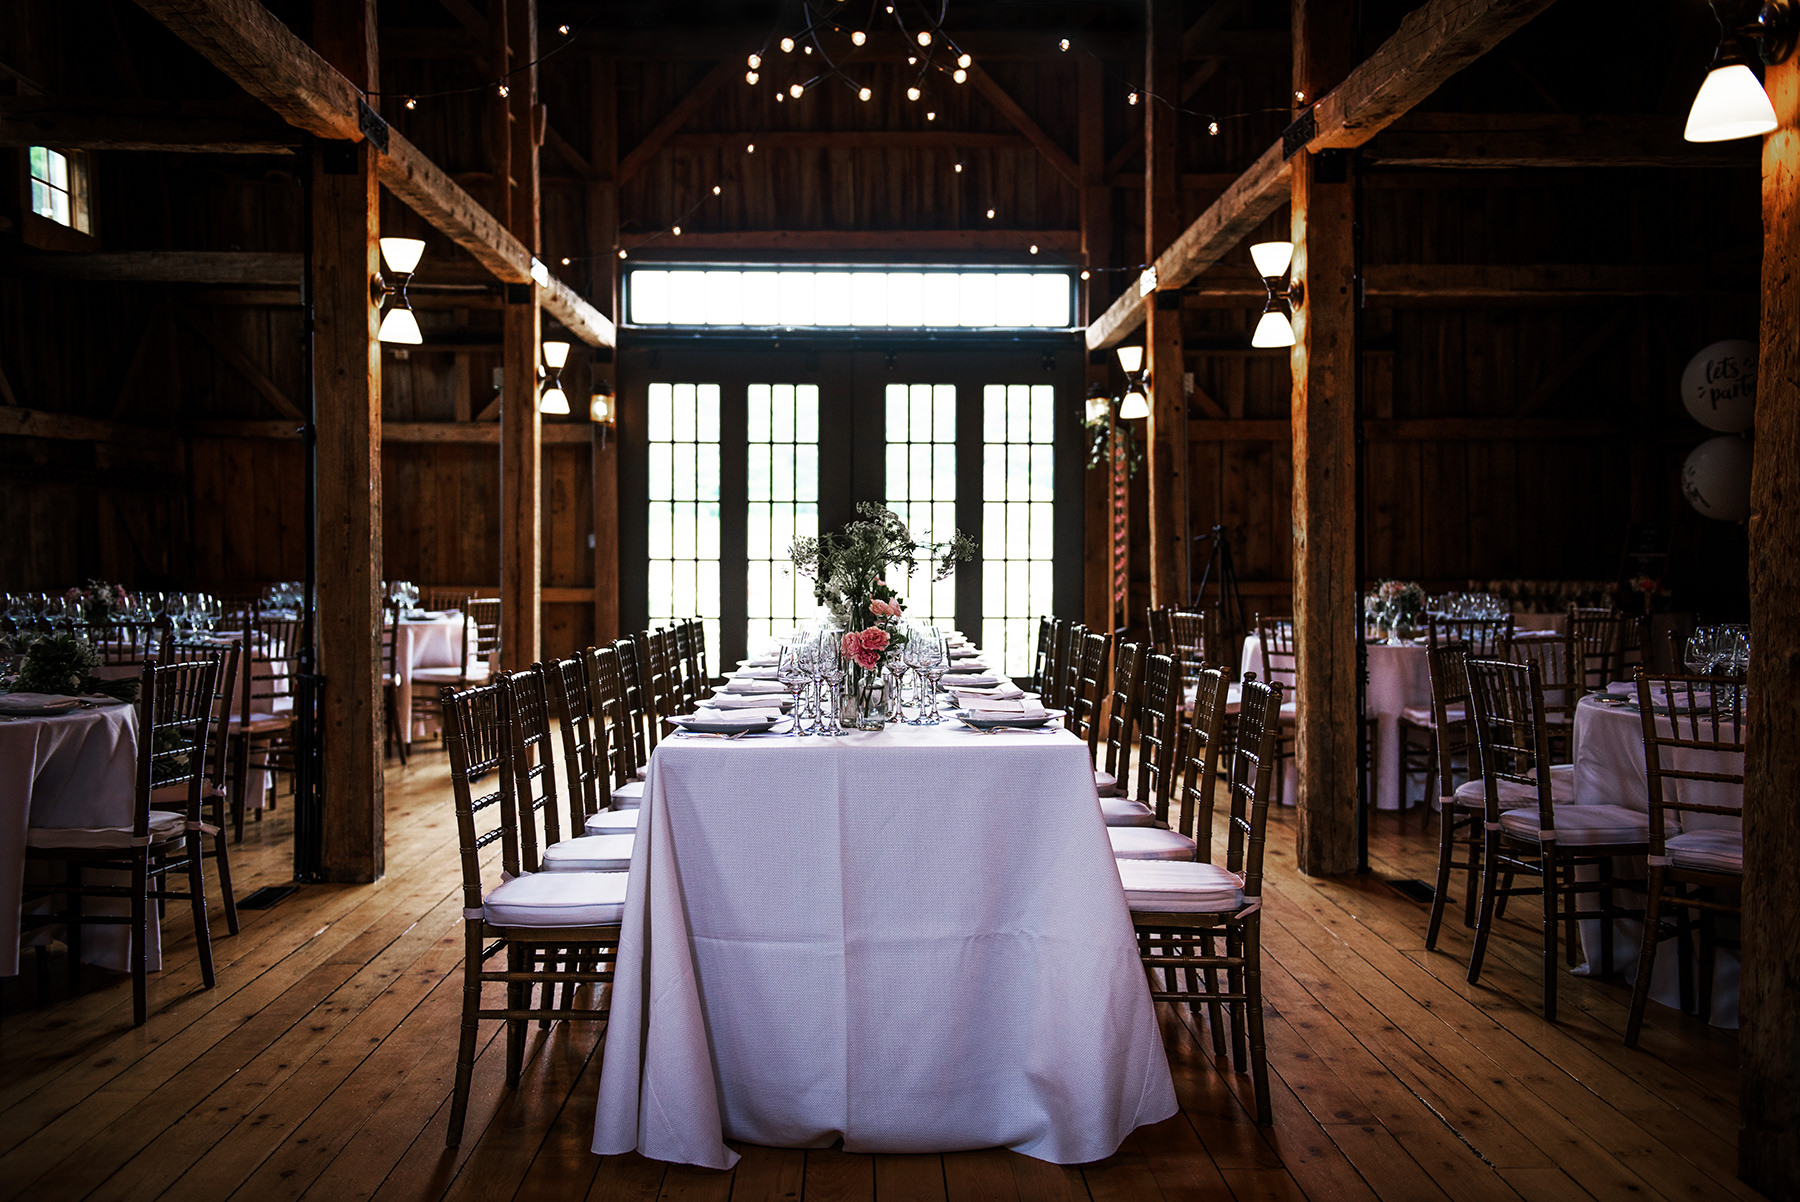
[{"xmin": 3, "ymin": 0, "xmax": 1799, "ymax": 1199}]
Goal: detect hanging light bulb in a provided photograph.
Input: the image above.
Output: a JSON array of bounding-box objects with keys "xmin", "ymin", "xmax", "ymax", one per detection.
[
  {"xmin": 954, "ymin": 162, "xmax": 963, "ymax": 173},
  {"xmin": 790, "ymin": 82, "xmax": 805, "ymax": 98},
  {"xmin": 958, "ymin": 53, "xmax": 972, "ymax": 69},
  {"xmin": 746, "ymin": 142, "xmax": 756, "ymax": 153},
  {"xmin": 560, "ymin": 256, "xmax": 571, "ymax": 266},
  {"xmin": 497, "ymin": 83, "xmax": 510, "ymax": 98},
  {"xmin": 1058, "ymin": 38, "xmax": 1070, "ymax": 51},
  {"xmin": 404, "ymin": 96, "xmax": 417, "ymax": 110},
  {"xmin": 917, "ymin": 30, "xmax": 932, "ymax": 46},
  {"xmin": 618, "ymin": 248, "xmax": 628, "ymax": 259},
  {"xmin": 804, "ymin": 44, "xmax": 814, "ymax": 55},
  {"xmin": 953, "ymin": 68, "xmax": 967, "ymax": 83},
  {"xmin": 927, "ymin": 110, "xmax": 937, "ymax": 121},
  {"xmin": 907, "ymin": 86, "xmax": 921, "ymax": 101},
  {"xmin": 1127, "ymin": 90, "xmax": 1139, "ymax": 106},
  {"xmin": 1208, "ymin": 120, "xmax": 1220, "ymax": 136},
  {"xmin": 746, "ymin": 70, "xmax": 760, "ymax": 84},
  {"xmin": 985, "ymin": 208, "xmax": 995, "ymax": 219},
  {"xmin": 672, "ymin": 225, "xmax": 682, "ymax": 236},
  {"xmin": 1080, "ymin": 269, "xmax": 1091, "ymax": 281},
  {"xmin": 780, "ymin": 36, "xmax": 795, "ymax": 53},
  {"xmin": 712, "ymin": 184, "xmax": 722, "ymax": 195},
  {"xmin": 558, "ymin": 23, "xmax": 570, "ymax": 35},
  {"xmin": 860, "ymin": 86, "xmax": 872, "ymax": 101},
  {"xmin": 851, "ymin": 29, "xmax": 867, "ymax": 46},
  {"xmin": 908, "ymin": 55, "xmax": 918, "ymax": 65},
  {"xmin": 748, "ymin": 53, "xmax": 762, "ymax": 69},
  {"xmin": 1029, "ymin": 244, "xmax": 1039, "ymax": 255}
]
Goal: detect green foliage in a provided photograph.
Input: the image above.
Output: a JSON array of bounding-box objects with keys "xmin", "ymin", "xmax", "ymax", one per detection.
[
  {"xmin": 790, "ymin": 502, "xmax": 977, "ymax": 628},
  {"xmin": 13, "ymin": 633, "xmax": 140, "ymax": 703}
]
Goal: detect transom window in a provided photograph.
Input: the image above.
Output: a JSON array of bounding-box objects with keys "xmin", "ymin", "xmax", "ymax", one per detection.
[
  {"xmin": 28, "ymin": 146, "xmax": 88, "ymax": 232},
  {"xmin": 627, "ymin": 268, "xmax": 1072, "ymax": 329}
]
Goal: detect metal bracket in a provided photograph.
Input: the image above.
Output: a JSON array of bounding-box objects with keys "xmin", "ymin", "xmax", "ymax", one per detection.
[
  {"xmin": 1282, "ymin": 108, "xmax": 1316, "ymax": 159},
  {"xmin": 358, "ymin": 100, "xmax": 390, "ymax": 154}
]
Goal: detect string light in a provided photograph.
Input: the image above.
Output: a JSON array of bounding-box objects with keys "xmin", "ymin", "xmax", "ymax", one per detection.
[
  {"xmin": 958, "ymin": 53, "xmax": 972, "ymax": 69},
  {"xmin": 749, "ymin": 53, "xmax": 762, "ymax": 68},
  {"xmin": 558, "ymin": 23, "xmax": 570, "ymax": 35},
  {"xmin": 917, "ymin": 30, "xmax": 932, "ymax": 46},
  {"xmin": 985, "ymin": 208, "xmax": 995, "ymax": 219},
  {"xmin": 1029, "ymin": 244, "xmax": 1039, "ymax": 254},
  {"xmin": 789, "ymin": 83, "xmax": 805, "ymax": 98},
  {"xmin": 907, "ymin": 86, "xmax": 921, "ymax": 101},
  {"xmin": 618, "ymin": 249, "xmax": 628, "ymax": 259},
  {"xmin": 1294, "ymin": 90, "xmax": 1306, "ymax": 103},
  {"xmin": 560, "ymin": 256, "xmax": 571, "ymax": 265},
  {"xmin": 851, "ymin": 30, "xmax": 866, "ymax": 45},
  {"xmin": 367, "ymin": 18, "xmax": 583, "ymax": 111},
  {"xmin": 1059, "ymin": 38, "xmax": 1070, "ymax": 51},
  {"xmin": 747, "ymin": 71, "xmax": 760, "ymax": 84},
  {"xmin": 1127, "ymin": 90, "xmax": 1138, "ymax": 105},
  {"xmin": 498, "ymin": 83, "xmax": 509, "ymax": 97},
  {"xmin": 954, "ymin": 162, "xmax": 963, "ymax": 172},
  {"xmin": 746, "ymin": 142, "xmax": 756, "ymax": 153},
  {"xmin": 1209, "ymin": 120, "xmax": 1220, "ymax": 136},
  {"xmin": 927, "ymin": 110, "xmax": 937, "ymax": 120},
  {"xmin": 860, "ymin": 86, "xmax": 873, "ymax": 101},
  {"xmin": 780, "ymin": 36, "xmax": 795, "ymax": 52},
  {"xmin": 953, "ymin": 69, "xmax": 966, "ymax": 83},
  {"xmin": 404, "ymin": 97, "xmax": 417, "ymax": 110},
  {"xmin": 672, "ymin": 225, "xmax": 682, "ymax": 235},
  {"xmin": 804, "ymin": 44, "xmax": 814, "ymax": 54},
  {"xmin": 1080, "ymin": 269, "xmax": 1091, "ymax": 280},
  {"xmin": 712, "ymin": 184, "xmax": 722, "ymax": 195}
]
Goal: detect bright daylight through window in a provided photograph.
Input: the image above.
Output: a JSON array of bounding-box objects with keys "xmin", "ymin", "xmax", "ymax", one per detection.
[{"xmin": 627, "ymin": 268, "xmax": 1072, "ymax": 328}]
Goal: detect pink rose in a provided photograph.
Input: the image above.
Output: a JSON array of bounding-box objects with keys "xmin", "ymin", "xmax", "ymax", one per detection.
[
  {"xmin": 859, "ymin": 628, "xmax": 889, "ymax": 655},
  {"xmin": 840, "ymin": 630, "xmax": 865, "ymax": 657},
  {"xmin": 869, "ymin": 597, "xmax": 902, "ymax": 618}
]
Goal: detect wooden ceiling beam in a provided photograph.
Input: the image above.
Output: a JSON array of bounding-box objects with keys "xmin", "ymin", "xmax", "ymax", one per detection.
[
  {"xmin": 966, "ymin": 66, "xmax": 1079, "ymax": 187},
  {"xmin": 132, "ymin": 0, "xmax": 613, "ymax": 347},
  {"xmin": 618, "ymin": 228, "xmax": 1080, "ymax": 253},
  {"xmin": 1172, "ymin": 262, "xmax": 1761, "ymax": 306},
  {"xmin": 17, "ymin": 250, "xmax": 300, "ymax": 283},
  {"xmin": 0, "ymin": 96, "xmax": 298, "ymax": 153},
  {"xmin": 618, "ymin": 59, "xmax": 742, "ymax": 184},
  {"xmin": 1367, "ymin": 112, "xmax": 1760, "ymax": 168},
  {"xmin": 1086, "ymin": 0, "xmax": 1560, "ymax": 350}
]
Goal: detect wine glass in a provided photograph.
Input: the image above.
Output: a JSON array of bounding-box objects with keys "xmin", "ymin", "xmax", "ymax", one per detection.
[
  {"xmin": 916, "ymin": 626, "xmax": 948, "ymax": 725},
  {"xmin": 1683, "ymin": 628, "xmax": 1717, "ymax": 676},
  {"xmin": 901, "ymin": 623, "xmax": 931, "ymax": 724},
  {"xmin": 777, "ymin": 639, "xmax": 815, "ymax": 736},
  {"xmin": 817, "ymin": 630, "xmax": 848, "ymax": 736}
]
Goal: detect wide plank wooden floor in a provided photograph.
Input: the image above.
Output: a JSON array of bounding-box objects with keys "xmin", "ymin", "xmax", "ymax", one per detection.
[{"xmin": 0, "ymin": 754, "xmax": 1748, "ymax": 1202}]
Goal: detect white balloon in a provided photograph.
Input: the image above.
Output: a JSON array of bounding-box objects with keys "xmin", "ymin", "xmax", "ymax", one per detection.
[
  {"xmin": 1680, "ymin": 339, "xmax": 1756, "ymax": 433},
  {"xmin": 1681, "ymin": 435, "xmax": 1753, "ymax": 522}
]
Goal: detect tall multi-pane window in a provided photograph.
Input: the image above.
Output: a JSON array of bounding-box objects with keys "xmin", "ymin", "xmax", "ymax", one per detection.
[
  {"xmin": 884, "ymin": 383, "xmax": 959, "ymax": 627},
  {"xmin": 981, "ymin": 384, "xmax": 1056, "ymax": 678},
  {"xmin": 746, "ymin": 384, "xmax": 820, "ymax": 651},
  {"xmin": 646, "ymin": 383, "xmax": 722, "ymax": 656}
]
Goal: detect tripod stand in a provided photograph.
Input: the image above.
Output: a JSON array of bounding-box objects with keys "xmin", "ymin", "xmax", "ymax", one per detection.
[{"xmin": 1190, "ymin": 525, "xmax": 1248, "ymax": 663}]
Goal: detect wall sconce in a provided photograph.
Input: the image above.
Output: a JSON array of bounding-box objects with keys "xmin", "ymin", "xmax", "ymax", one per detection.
[
  {"xmin": 590, "ymin": 380, "xmax": 617, "ymax": 445},
  {"xmin": 373, "ymin": 237, "xmax": 425, "ymax": 345},
  {"xmin": 1250, "ymin": 240, "xmax": 1300, "ymax": 349},
  {"xmin": 538, "ymin": 340, "xmax": 571, "ymax": 415},
  {"xmin": 1084, "ymin": 383, "xmax": 1112, "ymax": 424},
  {"xmin": 1685, "ymin": 1, "xmax": 1797, "ymax": 141},
  {"xmin": 1114, "ymin": 344, "xmax": 1151, "ymax": 419}
]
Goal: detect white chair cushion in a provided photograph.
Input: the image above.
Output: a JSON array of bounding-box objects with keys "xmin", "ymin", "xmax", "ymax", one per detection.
[
  {"xmin": 1547, "ymin": 763, "xmax": 1575, "ymax": 784},
  {"xmin": 584, "ymin": 809, "xmax": 640, "ymax": 836},
  {"xmin": 1401, "ymin": 703, "xmax": 1466, "ymax": 727},
  {"xmin": 1664, "ymin": 829, "xmax": 1742, "ymax": 875},
  {"xmin": 633, "ymin": 766, "xmax": 647, "ymax": 781},
  {"xmin": 1497, "ymin": 803, "xmax": 1649, "ymax": 847},
  {"xmin": 1223, "ymin": 682, "xmax": 1243, "ymax": 714},
  {"xmin": 541, "ymin": 833, "xmax": 636, "ymax": 873},
  {"xmin": 482, "ymin": 870, "xmax": 627, "ymax": 928},
  {"xmin": 28, "ymin": 809, "xmax": 185, "ymax": 849},
  {"xmin": 1109, "ymin": 826, "xmax": 1199, "ymax": 861},
  {"xmin": 1117, "ymin": 860, "xmax": 1244, "ymax": 913},
  {"xmin": 1453, "ymin": 772, "xmax": 1575, "ymax": 808},
  {"xmin": 1095, "ymin": 769, "xmax": 1121, "ymax": 798},
  {"xmin": 1100, "ymin": 796, "xmax": 1156, "ymax": 827},
  {"xmin": 611, "ymin": 779, "xmax": 646, "ymax": 809}
]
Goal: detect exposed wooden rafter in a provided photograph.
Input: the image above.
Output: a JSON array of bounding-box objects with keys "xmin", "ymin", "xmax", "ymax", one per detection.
[
  {"xmin": 1367, "ymin": 112, "xmax": 1761, "ymax": 169},
  {"xmin": 1086, "ymin": 0, "xmax": 1562, "ymax": 350},
  {"xmin": 966, "ymin": 66, "xmax": 1079, "ymax": 187},
  {"xmin": 131, "ymin": 0, "xmax": 613, "ymax": 347},
  {"xmin": 0, "ymin": 96, "xmax": 298, "ymax": 153},
  {"xmin": 618, "ymin": 59, "xmax": 741, "ymax": 184}
]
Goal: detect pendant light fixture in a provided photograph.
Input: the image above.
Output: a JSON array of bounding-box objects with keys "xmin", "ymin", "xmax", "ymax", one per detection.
[{"xmin": 1685, "ymin": 0, "xmax": 1798, "ymax": 142}]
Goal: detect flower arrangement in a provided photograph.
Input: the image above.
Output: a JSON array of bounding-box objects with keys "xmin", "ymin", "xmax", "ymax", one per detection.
[
  {"xmin": 14, "ymin": 633, "xmax": 139, "ymax": 702},
  {"xmin": 68, "ymin": 580, "xmax": 130, "ymax": 624},
  {"xmin": 791, "ymin": 503, "xmax": 976, "ymax": 720},
  {"xmin": 1373, "ymin": 580, "xmax": 1426, "ymax": 632}
]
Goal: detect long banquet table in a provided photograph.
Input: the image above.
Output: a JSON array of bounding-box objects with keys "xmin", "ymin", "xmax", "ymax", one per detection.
[{"xmin": 591, "ymin": 715, "xmax": 1177, "ymax": 1168}]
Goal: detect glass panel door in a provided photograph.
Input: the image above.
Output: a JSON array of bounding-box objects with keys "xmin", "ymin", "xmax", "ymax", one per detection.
[
  {"xmin": 746, "ymin": 383, "xmax": 821, "ymax": 650},
  {"xmin": 882, "ymin": 382, "xmax": 959, "ymax": 627},
  {"xmin": 981, "ymin": 384, "xmax": 1058, "ymax": 678},
  {"xmin": 645, "ymin": 382, "xmax": 722, "ymax": 656}
]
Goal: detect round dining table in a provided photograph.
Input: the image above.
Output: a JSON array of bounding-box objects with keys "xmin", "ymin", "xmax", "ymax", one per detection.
[{"xmin": 0, "ymin": 699, "xmax": 151, "ymax": 977}]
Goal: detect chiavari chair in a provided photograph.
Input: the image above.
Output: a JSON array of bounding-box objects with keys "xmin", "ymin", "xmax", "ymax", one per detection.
[
  {"xmin": 1117, "ymin": 672, "xmax": 1283, "ymax": 1126},
  {"xmin": 441, "ymin": 679, "xmax": 624, "ymax": 1147},
  {"xmin": 158, "ymin": 636, "xmax": 243, "ymax": 935},
  {"xmin": 1066, "ymin": 630, "xmax": 1112, "ymax": 765},
  {"xmin": 1108, "ymin": 653, "xmax": 1204, "ymax": 862},
  {"xmin": 1464, "ymin": 657, "xmax": 1648, "ymax": 1021},
  {"xmin": 511, "ymin": 663, "xmax": 634, "ymax": 875},
  {"xmin": 26, "ymin": 655, "xmax": 223, "ymax": 1025},
  {"xmin": 1051, "ymin": 622, "xmax": 1087, "ymax": 714},
  {"xmin": 1038, "ymin": 618, "xmax": 1068, "ymax": 709},
  {"xmin": 380, "ymin": 598, "xmax": 408, "ymax": 765},
  {"xmin": 228, "ymin": 613, "xmax": 301, "ymax": 839},
  {"xmin": 1030, "ymin": 616, "xmax": 1054, "ymax": 697},
  {"xmin": 579, "ymin": 644, "xmax": 642, "ymax": 834},
  {"xmin": 1625, "ymin": 670, "xmax": 1745, "ymax": 1046},
  {"xmin": 1096, "ymin": 641, "xmax": 1144, "ymax": 808},
  {"xmin": 1420, "ymin": 642, "xmax": 1483, "ymax": 951},
  {"xmin": 1251, "ymin": 615, "xmax": 1298, "ymax": 804},
  {"xmin": 1146, "ymin": 605, "xmax": 1174, "ymax": 655},
  {"xmin": 1399, "ymin": 613, "xmax": 1516, "ymax": 807}
]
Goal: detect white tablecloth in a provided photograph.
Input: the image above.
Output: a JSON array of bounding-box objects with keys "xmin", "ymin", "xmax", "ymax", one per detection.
[
  {"xmin": 592, "ymin": 722, "xmax": 1177, "ymax": 1168},
  {"xmin": 394, "ymin": 614, "xmax": 470, "ymax": 741},
  {"xmin": 1570, "ymin": 695, "xmax": 1742, "ymax": 1026},
  {"xmin": 0, "ymin": 702, "xmax": 152, "ymax": 977}
]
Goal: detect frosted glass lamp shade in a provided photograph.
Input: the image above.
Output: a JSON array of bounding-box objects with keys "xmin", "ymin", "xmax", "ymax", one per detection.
[
  {"xmin": 379, "ymin": 237, "xmax": 426, "ymax": 275},
  {"xmin": 1685, "ymin": 63, "xmax": 1777, "ymax": 142},
  {"xmin": 1251, "ymin": 309, "xmax": 1295, "ymax": 349},
  {"xmin": 538, "ymin": 386, "xmax": 571, "ymax": 415},
  {"xmin": 1118, "ymin": 385, "xmax": 1150, "ymax": 420},
  {"xmin": 377, "ymin": 305, "xmax": 423, "ymax": 345},
  {"xmin": 1250, "ymin": 241, "xmax": 1294, "ymax": 280},
  {"xmin": 542, "ymin": 340, "xmax": 570, "ymax": 369},
  {"xmin": 1115, "ymin": 345, "xmax": 1144, "ymax": 374},
  {"xmin": 590, "ymin": 392, "xmax": 616, "ymax": 424}
]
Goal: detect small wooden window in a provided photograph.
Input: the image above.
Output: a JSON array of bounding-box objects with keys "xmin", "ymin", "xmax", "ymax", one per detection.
[{"xmin": 28, "ymin": 146, "xmax": 91, "ymax": 234}]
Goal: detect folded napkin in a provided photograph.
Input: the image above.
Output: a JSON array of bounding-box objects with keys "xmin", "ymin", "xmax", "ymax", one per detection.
[
  {"xmin": 677, "ymin": 707, "xmax": 782, "ymax": 727},
  {"xmin": 946, "ymin": 659, "xmax": 988, "ymax": 671},
  {"xmin": 705, "ymin": 692, "xmax": 793, "ymax": 709},
  {"xmin": 0, "ymin": 693, "xmax": 83, "ymax": 713},
  {"xmin": 730, "ymin": 668, "xmax": 782, "ymax": 680},
  {"xmin": 957, "ymin": 680, "xmax": 1029, "ymax": 698},
  {"xmin": 939, "ymin": 672, "xmax": 1000, "ymax": 688},
  {"xmin": 724, "ymin": 677, "xmax": 788, "ymax": 694},
  {"xmin": 741, "ymin": 657, "xmax": 780, "ymax": 668},
  {"xmin": 961, "ymin": 698, "xmax": 1050, "ymax": 718}
]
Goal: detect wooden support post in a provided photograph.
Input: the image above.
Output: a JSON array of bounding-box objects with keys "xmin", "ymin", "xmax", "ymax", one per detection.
[
  {"xmin": 497, "ymin": 0, "xmax": 542, "ymax": 669},
  {"xmin": 589, "ymin": 54, "xmax": 620, "ymax": 645},
  {"xmin": 1290, "ymin": 0, "xmax": 1359, "ymax": 876},
  {"xmin": 1079, "ymin": 54, "xmax": 1112, "ymax": 637},
  {"xmin": 1144, "ymin": 0, "xmax": 1187, "ymax": 612},
  {"xmin": 1742, "ymin": 51, "xmax": 1800, "ymax": 1198},
  {"xmin": 311, "ymin": 2, "xmax": 382, "ymax": 883}
]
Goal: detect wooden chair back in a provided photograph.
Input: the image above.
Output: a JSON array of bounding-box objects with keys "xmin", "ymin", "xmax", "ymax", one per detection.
[
  {"xmin": 1103, "ymin": 641, "xmax": 1145, "ymax": 788},
  {"xmin": 1175, "ymin": 665, "xmax": 1231, "ymax": 852},
  {"xmin": 159, "ymin": 636, "xmax": 241, "ymax": 797},
  {"xmin": 1146, "ymin": 605, "xmax": 1174, "ymax": 654},
  {"xmin": 422, "ymin": 587, "xmax": 471, "ymax": 614},
  {"xmin": 1052, "ymin": 622, "xmax": 1087, "ymax": 713},
  {"xmin": 1224, "ymin": 675, "xmax": 1285, "ymax": 895},
  {"xmin": 615, "ymin": 635, "xmax": 650, "ymax": 769},
  {"xmin": 584, "ymin": 643, "xmax": 635, "ymax": 785},
  {"xmin": 1426, "ymin": 613, "xmax": 1514, "ymax": 658},
  {"xmin": 1039, "ymin": 617, "xmax": 1068, "ymax": 703},
  {"xmin": 380, "ymin": 598, "xmax": 402, "ymax": 689},
  {"xmin": 1464, "ymin": 657, "xmax": 1557, "ymax": 829},
  {"xmin": 1253, "ymin": 615, "xmax": 1297, "ymax": 690},
  {"xmin": 1031, "ymin": 616, "xmax": 1054, "ymax": 696},
  {"xmin": 671, "ymin": 621, "xmax": 698, "ymax": 710},
  {"xmin": 242, "ymin": 615, "xmax": 301, "ymax": 725},
  {"xmin": 1425, "ymin": 641, "xmax": 1475, "ymax": 805},
  {"xmin": 464, "ymin": 596, "xmax": 503, "ymax": 678},
  {"xmin": 1567, "ymin": 605, "xmax": 1629, "ymax": 689},
  {"xmin": 441, "ymin": 680, "xmax": 513, "ymax": 905},
  {"xmin": 1169, "ymin": 608, "xmax": 1216, "ymax": 667},
  {"xmin": 1633, "ymin": 670, "xmax": 1746, "ymax": 865},
  {"xmin": 90, "ymin": 620, "xmax": 160, "ymax": 668},
  {"xmin": 1508, "ymin": 632, "xmax": 1577, "ymax": 756},
  {"xmin": 545, "ymin": 653, "xmax": 603, "ymax": 828},
  {"xmin": 1134, "ymin": 652, "xmax": 1184, "ymax": 824},
  {"xmin": 136, "ymin": 655, "xmax": 224, "ymax": 836},
  {"xmin": 1068, "ymin": 630, "xmax": 1111, "ymax": 757},
  {"xmin": 681, "ymin": 618, "xmax": 709, "ymax": 697},
  {"xmin": 498, "ymin": 666, "xmax": 562, "ymax": 873}
]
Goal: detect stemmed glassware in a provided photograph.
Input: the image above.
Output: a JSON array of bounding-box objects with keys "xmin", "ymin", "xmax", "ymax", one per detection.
[
  {"xmin": 915, "ymin": 626, "xmax": 948, "ymax": 725},
  {"xmin": 778, "ymin": 638, "xmax": 816, "ymax": 736},
  {"xmin": 816, "ymin": 629, "xmax": 847, "ymax": 737},
  {"xmin": 901, "ymin": 623, "xmax": 931, "ymax": 724}
]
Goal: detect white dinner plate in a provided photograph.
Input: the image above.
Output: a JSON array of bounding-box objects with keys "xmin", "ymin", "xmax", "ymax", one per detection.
[
  {"xmin": 953, "ymin": 708, "xmax": 1063, "ymax": 730},
  {"xmin": 670, "ymin": 714, "xmax": 781, "ymax": 734}
]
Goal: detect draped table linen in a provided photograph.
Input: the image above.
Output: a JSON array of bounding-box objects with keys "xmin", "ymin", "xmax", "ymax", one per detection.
[
  {"xmin": 0, "ymin": 702, "xmax": 149, "ymax": 976},
  {"xmin": 1570, "ymin": 694, "xmax": 1743, "ymax": 1025},
  {"xmin": 592, "ymin": 722, "xmax": 1177, "ymax": 1168},
  {"xmin": 394, "ymin": 613, "xmax": 473, "ymax": 740}
]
